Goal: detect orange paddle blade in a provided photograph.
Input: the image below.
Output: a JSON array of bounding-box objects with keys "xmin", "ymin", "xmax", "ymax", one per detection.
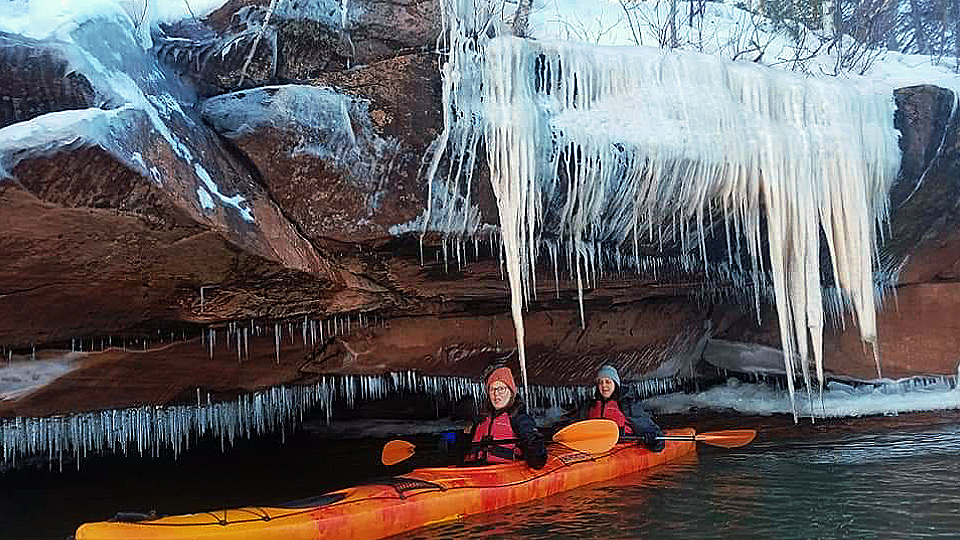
[
  {"xmin": 381, "ymin": 440, "xmax": 416, "ymax": 466},
  {"xmin": 694, "ymin": 429, "xmax": 756, "ymax": 448},
  {"xmin": 552, "ymin": 419, "xmax": 620, "ymax": 454}
]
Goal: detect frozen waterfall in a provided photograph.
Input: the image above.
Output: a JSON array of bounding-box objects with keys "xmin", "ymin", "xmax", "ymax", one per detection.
[{"xmin": 427, "ymin": 0, "xmax": 901, "ymax": 417}]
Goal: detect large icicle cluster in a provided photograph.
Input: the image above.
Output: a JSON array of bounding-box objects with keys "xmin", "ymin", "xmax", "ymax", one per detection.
[{"xmin": 428, "ymin": 1, "xmax": 900, "ymax": 416}]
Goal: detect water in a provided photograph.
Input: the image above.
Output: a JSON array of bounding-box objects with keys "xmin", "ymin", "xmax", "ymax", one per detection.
[
  {"xmin": 2, "ymin": 414, "xmax": 959, "ymax": 539},
  {"xmin": 404, "ymin": 416, "xmax": 960, "ymax": 540}
]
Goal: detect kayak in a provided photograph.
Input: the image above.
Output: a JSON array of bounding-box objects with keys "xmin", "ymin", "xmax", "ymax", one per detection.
[{"xmin": 75, "ymin": 427, "xmax": 696, "ymax": 540}]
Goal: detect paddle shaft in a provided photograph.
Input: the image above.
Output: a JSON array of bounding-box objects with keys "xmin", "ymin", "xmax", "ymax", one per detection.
[
  {"xmin": 635, "ymin": 429, "xmax": 756, "ymax": 448},
  {"xmin": 624, "ymin": 429, "xmax": 755, "ymax": 448},
  {"xmin": 471, "ymin": 438, "xmax": 520, "ymax": 446}
]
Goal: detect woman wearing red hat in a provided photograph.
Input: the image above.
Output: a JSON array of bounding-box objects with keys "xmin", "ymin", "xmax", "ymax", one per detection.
[
  {"xmin": 584, "ymin": 364, "xmax": 665, "ymax": 451},
  {"xmin": 460, "ymin": 362, "xmax": 547, "ymax": 469}
]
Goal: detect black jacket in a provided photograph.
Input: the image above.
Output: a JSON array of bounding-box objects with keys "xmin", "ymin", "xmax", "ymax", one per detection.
[
  {"xmin": 580, "ymin": 385, "xmax": 665, "ymax": 451},
  {"xmin": 458, "ymin": 398, "xmax": 548, "ymax": 469}
]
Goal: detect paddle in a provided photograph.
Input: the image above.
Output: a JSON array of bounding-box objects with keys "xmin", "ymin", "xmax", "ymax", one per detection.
[
  {"xmin": 620, "ymin": 429, "xmax": 756, "ymax": 449},
  {"xmin": 552, "ymin": 419, "xmax": 621, "ymax": 454},
  {"xmin": 656, "ymin": 429, "xmax": 756, "ymax": 449},
  {"xmin": 380, "ymin": 419, "xmax": 620, "ymax": 466},
  {"xmin": 380, "ymin": 423, "xmax": 756, "ymax": 466},
  {"xmin": 551, "ymin": 423, "xmax": 756, "ymax": 451},
  {"xmin": 382, "ymin": 440, "xmax": 416, "ymax": 466}
]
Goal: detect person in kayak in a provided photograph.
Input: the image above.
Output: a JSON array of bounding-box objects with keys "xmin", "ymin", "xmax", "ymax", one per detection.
[
  {"xmin": 584, "ymin": 364, "xmax": 665, "ymax": 451},
  {"xmin": 460, "ymin": 362, "xmax": 548, "ymax": 469}
]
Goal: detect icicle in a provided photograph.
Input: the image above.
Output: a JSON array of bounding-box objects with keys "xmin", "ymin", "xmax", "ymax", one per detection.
[
  {"xmin": 429, "ymin": 6, "xmax": 900, "ymax": 413},
  {"xmin": 302, "ymin": 316, "xmax": 308, "ymax": 347},
  {"xmin": 274, "ymin": 323, "xmax": 280, "ymax": 364}
]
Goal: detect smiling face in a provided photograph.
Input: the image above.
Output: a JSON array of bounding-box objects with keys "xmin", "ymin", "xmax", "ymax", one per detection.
[
  {"xmin": 598, "ymin": 377, "xmax": 616, "ymax": 399},
  {"xmin": 487, "ymin": 380, "xmax": 513, "ymax": 410}
]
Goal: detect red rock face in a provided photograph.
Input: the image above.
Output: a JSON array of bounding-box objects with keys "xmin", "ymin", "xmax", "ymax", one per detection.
[
  {"xmin": 889, "ymin": 86, "xmax": 960, "ymax": 286},
  {"xmin": 0, "ymin": 19, "xmax": 331, "ymax": 348},
  {"xmin": 1, "ymin": 2, "xmax": 960, "ymax": 423},
  {"xmin": 198, "ymin": 52, "xmax": 496, "ymax": 247},
  {"xmin": 160, "ymin": 0, "xmax": 442, "ymax": 94},
  {"xmin": 823, "ymin": 284, "xmax": 960, "ymax": 379},
  {"xmin": 0, "ymin": 33, "xmax": 102, "ymax": 129},
  {"xmin": 711, "ymin": 282, "xmax": 960, "ymax": 381}
]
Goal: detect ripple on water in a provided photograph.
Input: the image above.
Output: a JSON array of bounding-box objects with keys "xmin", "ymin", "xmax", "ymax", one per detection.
[{"xmin": 399, "ymin": 424, "xmax": 960, "ymax": 540}]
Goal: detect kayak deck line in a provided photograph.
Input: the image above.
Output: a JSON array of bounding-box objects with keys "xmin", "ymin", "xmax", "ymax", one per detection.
[{"xmin": 75, "ymin": 428, "xmax": 696, "ymax": 540}]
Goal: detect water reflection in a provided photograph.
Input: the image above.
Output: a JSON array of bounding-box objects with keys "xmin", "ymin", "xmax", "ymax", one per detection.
[
  {"xmin": 399, "ymin": 423, "xmax": 960, "ymax": 540},
  {"xmin": 4, "ymin": 415, "xmax": 960, "ymax": 540},
  {"xmin": 401, "ymin": 456, "xmax": 699, "ymax": 540}
]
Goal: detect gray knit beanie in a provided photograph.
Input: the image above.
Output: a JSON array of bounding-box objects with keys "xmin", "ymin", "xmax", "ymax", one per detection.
[{"xmin": 596, "ymin": 365, "xmax": 621, "ymax": 388}]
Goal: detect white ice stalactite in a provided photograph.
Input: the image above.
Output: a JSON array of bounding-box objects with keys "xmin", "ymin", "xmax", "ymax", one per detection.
[
  {"xmin": 430, "ymin": 0, "xmax": 900, "ymax": 419},
  {"xmin": 274, "ymin": 322, "xmax": 281, "ymax": 364},
  {"xmin": 418, "ymin": 0, "xmax": 491, "ymax": 263},
  {"xmin": 207, "ymin": 327, "xmax": 216, "ymax": 359}
]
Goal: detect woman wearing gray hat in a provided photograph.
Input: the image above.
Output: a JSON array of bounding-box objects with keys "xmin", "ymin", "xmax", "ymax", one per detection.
[{"xmin": 583, "ymin": 364, "xmax": 665, "ymax": 451}]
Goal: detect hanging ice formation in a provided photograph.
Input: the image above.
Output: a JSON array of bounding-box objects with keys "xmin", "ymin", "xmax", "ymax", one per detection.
[
  {"xmin": 424, "ymin": 0, "xmax": 901, "ymax": 417},
  {"xmin": 4, "ymin": 369, "xmax": 669, "ymax": 469}
]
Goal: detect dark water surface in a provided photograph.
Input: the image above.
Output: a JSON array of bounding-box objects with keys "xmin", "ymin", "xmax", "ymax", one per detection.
[
  {"xmin": 3, "ymin": 413, "xmax": 960, "ymax": 539},
  {"xmin": 403, "ymin": 414, "xmax": 960, "ymax": 540}
]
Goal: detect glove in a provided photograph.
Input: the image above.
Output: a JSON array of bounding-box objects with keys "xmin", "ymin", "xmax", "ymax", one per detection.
[
  {"xmin": 439, "ymin": 431, "xmax": 458, "ymax": 451},
  {"xmin": 641, "ymin": 430, "xmax": 665, "ymax": 452}
]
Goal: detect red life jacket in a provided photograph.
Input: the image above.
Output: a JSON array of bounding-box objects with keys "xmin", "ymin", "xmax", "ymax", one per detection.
[
  {"xmin": 588, "ymin": 399, "xmax": 633, "ymax": 435},
  {"xmin": 466, "ymin": 411, "xmax": 520, "ymax": 464}
]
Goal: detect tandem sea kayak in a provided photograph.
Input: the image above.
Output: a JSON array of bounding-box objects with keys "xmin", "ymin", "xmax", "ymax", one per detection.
[{"xmin": 75, "ymin": 427, "xmax": 696, "ymax": 540}]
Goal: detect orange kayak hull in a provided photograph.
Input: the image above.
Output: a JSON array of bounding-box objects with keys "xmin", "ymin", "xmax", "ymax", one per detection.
[{"xmin": 76, "ymin": 428, "xmax": 696, "ymax": 540}]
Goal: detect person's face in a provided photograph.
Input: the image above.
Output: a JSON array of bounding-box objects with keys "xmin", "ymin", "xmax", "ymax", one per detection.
[
  {"xmin": 598, "ymin": 377, "xmax": 616, "ymax": 399},
  {"xmin": 488, "ymin": 381, "xmax": 512, "ymax": 410}
]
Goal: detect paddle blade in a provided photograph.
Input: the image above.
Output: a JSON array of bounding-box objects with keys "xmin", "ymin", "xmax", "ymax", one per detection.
[
  {"xmin": 553, "ymin": 419, "xmax": 620, "ymax": 454},
  {"xmin": 381, "ymin": 440, "xmax": 416, "ymax": 465},
  {"xmin": 694, "ymin": 429, "xmax": 756, "ymax": 448}
]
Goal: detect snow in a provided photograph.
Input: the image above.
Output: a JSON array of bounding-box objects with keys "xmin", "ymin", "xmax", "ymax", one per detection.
[
  {"xmin": 866, "ymin": 51, "xmax": 960, "ymax": 96},
  {"xmin": 648, "ymin": 375, "xmax": 960, "ymax": 418},
  {"xmin": 197, "ymin": 186, "xmax": 215, "ymax": 210},
  {"xmin": 125, "ymin": 0, "xmax": 233, "ymax": 24},
  {"xmin": 529, "ymin": 0, "xmax": 960, "ymax": 95},
  {"xmin": 194, "ymin": 163, "xmax": 254, "ymax": 221},
  {"xmin": 0, "ymin": 106, "xmax": 147, "ymax": 180},
  {"xmin": 1, "ymin": 0, "xmax": 139, "ymax": 42},
  {"xmin": 1, "ymin": 1, "xmax": 264, "ymax": 225},
  {"xmin": 0, "ymin": 352, "xmax": 85, "ymax": 401},
  {"xmin": 0, "ymin": 0, "xmax": 236, "ymax": 45},
  {"xmin": 704, "ymin": 339, "xmax": 791, "ymax": 376},
  {"xmin": 0, "ymin": 0, "xmax": 227, "ymax": 48},
  {"xmin": 202, "ymin": 84, "xmax": 404, "ymax": 208}
]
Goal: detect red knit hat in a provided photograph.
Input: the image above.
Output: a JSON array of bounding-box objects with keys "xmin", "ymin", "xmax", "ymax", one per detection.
[{"xmin": 484, "ymin": 365, "xmax": 518, "ymax": 395}]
